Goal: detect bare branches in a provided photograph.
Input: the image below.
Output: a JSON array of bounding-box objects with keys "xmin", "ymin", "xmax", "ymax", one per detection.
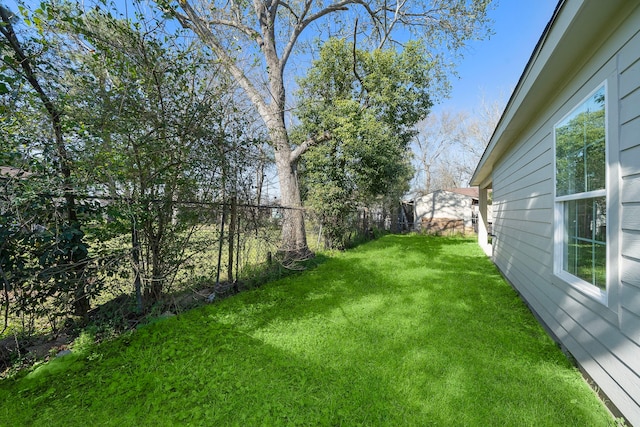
[
  {"xmin": 276, "ymin": 1, "xmax": 300, "ymax": 22},
  {"xmin": 170, "ymin": 1, "xmax": 261, "ymax": 42},
  {"xmin": 279, "ymin": 0, "xmax": 351, "ymax": 69},
  {"xmin": 168, "ymin": 1, "xmax": 271, "ymax": 119},
  {"xmin": 376, "ymin": 0, "xmax": 409, "ymax": 48}
]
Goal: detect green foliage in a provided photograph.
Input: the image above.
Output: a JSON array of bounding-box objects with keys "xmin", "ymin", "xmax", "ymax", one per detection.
[
  {"xmin": 57, "ymin": 5, "xmax": 267, "ymax": 305},
  {"xmin": 1, "ymin": 1, "xmax": 269, "ymax": 335},
  {"xmin": 297, "ymin": 38, "xmax": 433, "ymax": 150},
  {"xmin": 555, "ymin": 87, "xmax": 606, "ymax": 196},
  {"xmin": 296, "ymin": 38, "xmax": 427, "ymax": 247},
  {"xmin": 0, "ymin": 235, "xmax": 616, "ymax": 425},
  {"xmin": 0, "ymin": 170, "xmax": 112, "ymax": 334}
]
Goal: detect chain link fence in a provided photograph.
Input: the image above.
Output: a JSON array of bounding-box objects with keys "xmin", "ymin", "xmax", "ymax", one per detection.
[{"xmin": 1, "ymin": 191, "xmax": 402, "ymax": 343}]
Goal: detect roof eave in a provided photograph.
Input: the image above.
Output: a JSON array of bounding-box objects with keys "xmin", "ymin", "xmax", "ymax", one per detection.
[{"xmin": 470, "ymin": 0, "xmax": 628, "ymax": 188}]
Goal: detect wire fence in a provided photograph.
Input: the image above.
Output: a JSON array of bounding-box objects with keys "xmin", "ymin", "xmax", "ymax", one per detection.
[{"xmin": 1, "ymin": 191, "xmax": 399, "ymax": 341}]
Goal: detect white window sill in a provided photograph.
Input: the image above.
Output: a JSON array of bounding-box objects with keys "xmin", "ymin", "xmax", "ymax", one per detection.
[{"xmin": 554, "ymin": 271, "xmax": 608, "ymax": 306}]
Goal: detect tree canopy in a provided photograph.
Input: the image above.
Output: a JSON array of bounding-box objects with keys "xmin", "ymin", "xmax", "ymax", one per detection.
[
  {"xmin": 295, "ymin": 38, "xmax": 430, "ymax": 247},
  {"xmin": 162, "ymin": 0, "xmax": 495, "ymax": 256}
]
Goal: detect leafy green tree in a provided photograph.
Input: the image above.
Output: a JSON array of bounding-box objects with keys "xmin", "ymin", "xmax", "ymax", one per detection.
[
  {"xmin": 159, "ymin": 0, "xmax": 494, "ymax": 257},
  {"xmin": 296, "ymin": 38, "xmax": 426, "ymax": 248},
  {"xmin": 1, "ymin": 3, "xmax": 95, "ymax": 321},
  {"xmin": 2, "ymin": 0, "xmax": 267, "ymax": 327},
  {"xmin": 56, "ymin": 4, "xmax": 249, "ymax": 306}
]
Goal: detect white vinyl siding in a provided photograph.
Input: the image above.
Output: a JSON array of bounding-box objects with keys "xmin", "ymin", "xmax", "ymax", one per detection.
[
  {"xmin": 619, "ymin": 26, "xmax": 640, "ymax": 352},
  {"xmin": 479, "ymin": 2, "xmax": 640, "ymax": 423}
]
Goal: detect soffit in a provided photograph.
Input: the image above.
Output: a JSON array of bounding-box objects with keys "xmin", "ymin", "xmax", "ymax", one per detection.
[{"xmin": 470, "ymin": 0, "xmax": 628, "ymax": 187}]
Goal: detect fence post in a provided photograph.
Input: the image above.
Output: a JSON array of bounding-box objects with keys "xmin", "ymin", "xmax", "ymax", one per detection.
[
  {"xmin": 131, "ymin": 218, "xmax": 142, "ymax": 313},
  {"xmin": 228, "ymin": 195, "xmax": 237, "ymax": 283},
  {"xmin": 215, "ymin": 205, "xmax": 226, "ymax": 286}
]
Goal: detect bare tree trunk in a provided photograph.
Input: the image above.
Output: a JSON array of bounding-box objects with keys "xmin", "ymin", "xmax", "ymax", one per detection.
[
  {"xmin": 169, "ymin": 0, "xmax": 328, "ymax": 259},
  {"xmin": 274, "ymin": 148, "xmax": 310, "ymax": 258}
]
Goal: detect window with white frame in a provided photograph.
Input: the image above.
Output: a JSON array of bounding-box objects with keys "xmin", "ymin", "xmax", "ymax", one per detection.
[{"xmin": 554, "ymin": 84, "xmax": 607, "ymax": 296}]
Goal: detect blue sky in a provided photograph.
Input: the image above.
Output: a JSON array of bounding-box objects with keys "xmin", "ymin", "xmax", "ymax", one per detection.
[
  {"xmin": 435, "ymin": 0, "xmax": 559, "ymax": 114},
  {"xmin": 4, "ymin": 0, "xmax": 557, "ymax": 117}
]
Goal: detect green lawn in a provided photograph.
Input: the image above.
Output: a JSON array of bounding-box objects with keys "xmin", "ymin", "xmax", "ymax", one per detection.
[{"xmin": 0, "ymin": 235, "xmax": 616, "ymax": 426}]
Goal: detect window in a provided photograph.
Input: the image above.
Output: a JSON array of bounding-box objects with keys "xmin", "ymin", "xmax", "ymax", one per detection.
[{"xmin": 554, "ymin": 85, "xmax": 607, "ymax": 298}]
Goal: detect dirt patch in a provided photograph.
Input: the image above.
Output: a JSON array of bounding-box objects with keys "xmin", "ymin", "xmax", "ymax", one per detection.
[{"xmin": 0, "ymin": 333, "xmax": 71, "ymax": 375}]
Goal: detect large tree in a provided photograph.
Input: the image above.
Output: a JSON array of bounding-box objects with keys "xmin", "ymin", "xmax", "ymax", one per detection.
[
  {"xmin": 296, "ymin": 38, "xmax": 426, "ymax": 248},
  {"xmin": 160, "ymin": 0, "xmax": 494, "ymax": 257},
  {"xmin": 57, "ymin": 4, "xmax": 263, "ymax": 305},
  {"xmin": 411, "ymin": 96, "xmax": 503, "ymax": 196}
]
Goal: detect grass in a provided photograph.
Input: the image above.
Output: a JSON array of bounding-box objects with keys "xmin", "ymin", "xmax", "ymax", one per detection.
[{"xmin": 0, "ymin": 235, "xmax": 616, "ymax": 426}]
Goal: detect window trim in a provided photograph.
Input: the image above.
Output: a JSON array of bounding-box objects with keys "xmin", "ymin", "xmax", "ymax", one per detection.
[{"xmin": 553, "ymin": 81, "xmax": 609, "ymax": 305}]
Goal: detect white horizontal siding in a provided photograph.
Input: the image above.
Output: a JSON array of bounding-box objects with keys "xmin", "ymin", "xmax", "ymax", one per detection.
[
  {"xmin": 620, "ymin": 265, "xmax": 640, "ymax": 346},
  {"xmin": 622, "ymin": 175, "xmax": 640, "ymax": 204},
  {"xmin": 622, "ymin": 204, "xmax": 640, "ymax": 231},
  {"xmin": 620, "ymin": 115, "xmax": 640, "ymax": 151},
  {"xmin": 619, "ymin": 17, "xmax": 640, "ymax": 355},
  {"xmin": 619, "ymin": 56, "xmax": 640, "ymax": 98},
  {"xmin": 622, "ymin": 231, "xmax": 640, "ymax": 263},
  {"xmin": 498, "ymin": 220, "xmax": 552, "ymax": 245},
  {"xmin": 622, "ymin": 255, "xmax": 640, "ymax": 284},
  {"xmin": 619, "ymin": 85, "xmax": 640, "ymax": 125},
  {"xmin": 488, "ymin": 4, "xmax": 640, "ymax": 423},
  {"xmin": 492, "ymin": 119, "xmax": 552, "ymax": 250},
  {"xmin": 619, "ymin": 28, "xmax": 640, "ymax": 72},
  {"xmin": 492, "ymin": 132, "xmax": 551, "ymax": 183},
  {"xmin": 616, "ymin": 16, "xmax": 640, "ymax": 422},
  {"xmin": 493, "ymin": 137, "xmax": 552, "ymax": 198},
  {"xmin": 619, "ymin": 21, "xmax": 640, "ymax": 346},
  {"xmin": 620, "ymin": 305, "xmax": 640, "ymax": 346}
]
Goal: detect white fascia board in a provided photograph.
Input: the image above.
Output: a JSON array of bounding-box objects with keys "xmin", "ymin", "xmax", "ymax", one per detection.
[{"xmin": 470, "ymin": 0, "xmax": 623, "ymax": 187}]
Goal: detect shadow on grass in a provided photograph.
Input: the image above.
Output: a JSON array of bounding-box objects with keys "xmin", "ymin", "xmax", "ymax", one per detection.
[{"xmin": 0, "ymin": 234, "xmax": 614, "ymax": 426}]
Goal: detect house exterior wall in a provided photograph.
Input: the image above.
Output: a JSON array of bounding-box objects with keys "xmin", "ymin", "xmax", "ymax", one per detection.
[
  {"xmin": 487, "ymin": 2, "xmax": 640, "ymax": 423},
  {"xmin": 415, "ymin": 190, "xmax": 474, "ymax": 230}
]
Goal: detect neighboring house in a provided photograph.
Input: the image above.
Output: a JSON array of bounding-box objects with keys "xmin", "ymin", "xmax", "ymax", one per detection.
[
  {"xmin": 414, "ymin": 188, "xmax": 482, "ymax": 234},
  {"xmin": 470, "ymin": 0, "xmax": 640, "ymax": 423}
]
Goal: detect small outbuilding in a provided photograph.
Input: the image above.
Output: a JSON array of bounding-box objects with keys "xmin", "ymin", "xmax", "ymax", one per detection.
[
  {"xmin": 414, "ymin": 188, "xmax": 482, "ymax": 234},
  {"xmin": 470, "ymin": 0, "xmax": 640, "ymax": 423}
]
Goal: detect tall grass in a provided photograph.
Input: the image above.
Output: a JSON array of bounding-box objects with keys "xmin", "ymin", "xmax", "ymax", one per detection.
[{"xmin": 0, "ymin": 235, "xmax": 616, "ymax": 426}]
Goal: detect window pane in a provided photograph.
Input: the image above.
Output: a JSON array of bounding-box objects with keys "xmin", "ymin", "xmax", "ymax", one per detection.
[
  {"xmin": 556, "ymin": 87, "xmax": 605, "ymax": 196},
  {"xmin": 564, "ymin": 197, "xmax": 606, "ymax": 290},
  {"xmin": 593, "ymin": 243, "xmax": 606, "ymax": 290}
]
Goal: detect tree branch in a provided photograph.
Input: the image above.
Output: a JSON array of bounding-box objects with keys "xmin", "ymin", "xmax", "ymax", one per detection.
[
  {"xmin": 276, "ymin": 1, "xmax": 300, "ymax": 22},
  {"xmin": 280, "ymin": 0, "xmax": 355, "ymax": 69},
  {"xmin": 290, "ymin": 131, "xmax": 331, "ymax": 163},
  {"xmin": 167, "ymin": 1, "xmax": 262, "ymax": 43},
  {"xmin": 169, "ymin": 1, "xmax": 271, "ymax": 119},
  {"xmin": 0, "ymin": 7, "xmax": 73, "ymax": 185},
  {"xmin": 208, "ymin": 17, "xmax": 263, "ymax": 43},
  {"xmin": 377, "ymin": 0, "xmax": 409, "ymax": 48}
]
